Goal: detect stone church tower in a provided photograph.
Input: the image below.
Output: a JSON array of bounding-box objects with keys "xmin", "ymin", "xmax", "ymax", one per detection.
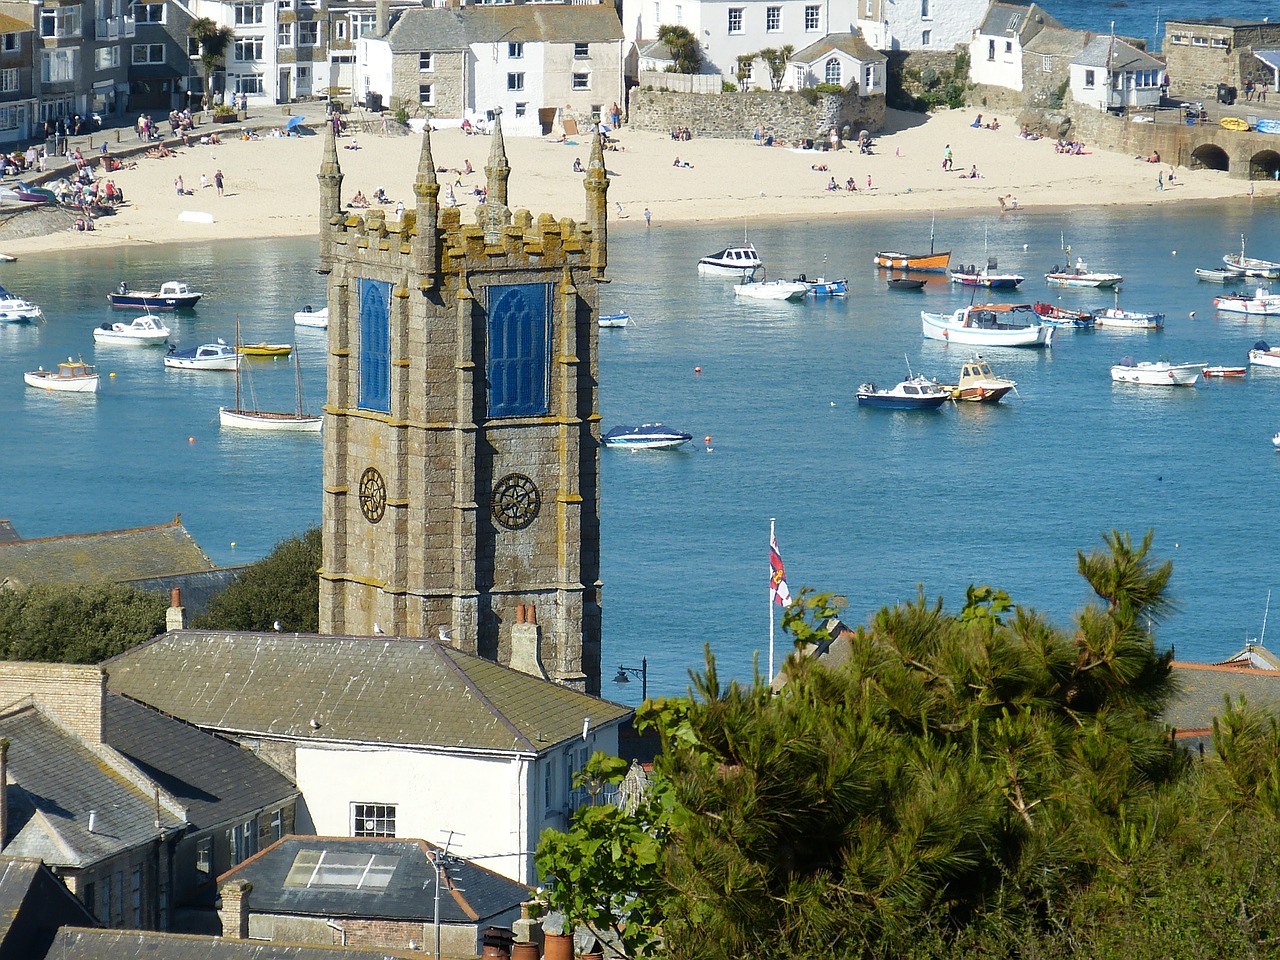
[{"xmin": 315, "ymin": 116, "xmax": 606, "ymax": 694}]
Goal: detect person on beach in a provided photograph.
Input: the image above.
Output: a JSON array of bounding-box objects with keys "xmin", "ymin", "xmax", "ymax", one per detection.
[
  {"xmin": 573, "ymin": 158, "xmax": 584, "ymax": 172},
  {"xmin": 214, "ymin": 169, "xmax": 224, "ymax": 196},
  {"xmin": 846, "ymin": 177, "xmax": 857, "ymax": 192},
  {"xmin": 1156, "ymin": 170, "xmax": 1164, "ymax": 191},
  {"xmin": 199, "ymin": 173, "xmax": 209, "ymax": 190},
  {"xmin": 943, "ymin": 145, "xmax": 953, "ymax": 171},
  {"xmin": 644, "ymin": 207, "xmax": 651, "ymax": 227},
  {"xmin": 174, "ymin": 175, "xmax": 184, "ymax": 196}
]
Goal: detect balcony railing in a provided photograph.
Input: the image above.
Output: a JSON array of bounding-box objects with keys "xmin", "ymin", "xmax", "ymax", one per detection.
[
  {"xmin": 95, "ymin": 16, "xmax": 136, "ymax": 40},
  {"xmin": 568, "ymin": 783, "xmax": 619, "ymax": 814}
]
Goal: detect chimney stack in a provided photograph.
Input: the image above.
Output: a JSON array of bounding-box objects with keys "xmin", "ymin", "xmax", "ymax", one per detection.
[
  {"xmin": 219, "ymin": 880, "xmax": 253, "ymax": 939},
  {"xmin": 166, "ymin": 588, "xmax": 187, "ymax": 632},
  {"xmin": 375, "ymin": 0, "xmax": 388, "ymax": 37},
  {"xmin": 509, "ymin": 603, "xmax": 548, "ymax": 680}
]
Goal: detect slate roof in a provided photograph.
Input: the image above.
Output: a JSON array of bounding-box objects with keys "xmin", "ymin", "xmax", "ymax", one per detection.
[
  {"xmin": 105, "ymin": 631, "xmax": 631, "ymax": 754},
  {"xmin": 386, "ymin": 8, "xmax": 468, "ymax": 54},
  {"xmin": 1075, "ymin": 36, "xmax": 1164, "ymax": 71},
  {"xmin": 1163, "ymin": 662, "xmax": 1280, "ymax": 733},
  {"xmin": 0, "ymin": 517, "xmax": 216, "ymax": 590},
  {"xmin": 0, "ymin": 14, "xmax": 29, "ymax": 35},
  {"xmin": 103, "ymin": 692, "xmax": 297, "ymax": 832},
  {"xmin": 218, "ymin": 836, "xmax": 529, "ymax": 923},
  {"xmin": 0, "ymin": 704, "xmax": 186, "ymax": 869},
  {"xmin": 1023, "ymin": 25, "xmax": 1090, "ymax": 58},
  {"xmin": 1164, "ymin": 17, "xmax": 1273, "ymax": 29},
  {"xmin": 387, "ymin": 5, "xmax": 622, "ymax": 54},
  {"xmin": 791, "ymin": 33, "xmax": 886, "ymax": 66},
  {"xmin": 47, "ymin": 927, "xmax": 416, "ymax": 959},
  {"xmin": 0, "ymin": 857, "xmax": 97, "ymax": 960},
  {"xmin": 976, "ymin": 2, "xmax": 1063, "ymax": 42}
]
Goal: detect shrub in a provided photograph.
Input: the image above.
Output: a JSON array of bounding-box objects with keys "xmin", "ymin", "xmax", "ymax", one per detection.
[
  {"xmin": 722, "ymin": 80, "xmax": 737, "ymax": 93},
  {"xmin": 212, "ymin": 104, "xmax": 237, "ymax": 120}
]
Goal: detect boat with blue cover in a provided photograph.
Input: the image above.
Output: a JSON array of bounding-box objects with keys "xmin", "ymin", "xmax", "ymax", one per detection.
[{"xmin": 602, "ymin": 424, "xmax": 692, "ymax": 450}]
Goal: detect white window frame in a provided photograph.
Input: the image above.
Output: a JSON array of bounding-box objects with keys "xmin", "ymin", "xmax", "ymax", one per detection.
[
  {"xmin": 766, "ymin": 6, "xmax": 781, "ymax": 31},
  {"xmin": 40, "ymin": 6, "xmax": 81, "ymax": 39},
  {"xmin": 824, "ymin": 57, "xmax": 840, "ymax": 85},
  {"xmin": 234, "ymin": 37, "xmax": 264, "ymax": 62},
  {"xmin": 233, "ymin": 2, "xmax": 264, "ymax": 25},
  {"xmin": 507, "ymin": 71, "xmax": 524, "ymax": 91},
  {"xmin": 727, "ymin": 7, "xmax": 743, "ymax": 34},
  {"xmin": 1083, "ymin": 68, "xmax": 1095, "ymax": 89},
  {"xmin": 419, "ymin": 51, "xmax": 432, "ymax": 71},
  {"xmin": 921, "ymin": 0, "xmax": 930, "ymax": 19},
  {"xmin": 864, "ymin": 64, "xmax": 875, "ymax": 92},
  {"xmin": 96, "ymin": 45, "xmax": 121, "ymax": 70},
  {"xmin": 419, "ymin": 82, "xmax": 433, "ymax": 105},
  {"xmin": 572, "ymin": 72, "xmax": 589, "ymax": 91},
  {"xmin": 297, "ymin": 20, "xmax": 318, "ymax": 45},
  {"xmin": 508, "ymin": 41, "xmax": 523, "ymax": 59},
  {"xmin": 131, "ymin": 2, "xmax": 164, "ymax": 24},
  {"xmin": 922, "ymin": 29, "xmax": 931, "ymax": 46},
  {"xmin": 515, "ymin": 101, "xmax": 526, "ymax": 117},
  {"xmin": 805, "ymin": 5, "xmax": 819, "ymax": 31},
  {"xmin": 0, "ymin": 68, "xmax": 17, "ymax": 93},
  {"xmin": 277, "ymin": 22, "xmax": 292, "ymax": 46},
  {"xmin": 234, "ymin": 73, "xmax": 264, "ymax": 94},
  {"xmin": 42, "ymin": 48, "xmax": 78, "ymax": 82}
]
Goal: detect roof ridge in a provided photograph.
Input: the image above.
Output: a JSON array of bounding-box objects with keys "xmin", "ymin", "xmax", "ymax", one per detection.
[
  {"xmin": 0, "ymin": 516, "xmax": 184, "ymax": 548},
  {"xmin": 435, "ymin": 641, "xmax": 534, "ymax": 751}
]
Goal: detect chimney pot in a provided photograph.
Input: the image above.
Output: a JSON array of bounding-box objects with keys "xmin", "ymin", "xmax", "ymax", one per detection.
[
  {"xmin": 516, "ymin": 603, "xmax": 526, "ymax": 624},
  {"xmin": 170, "ymin": 587, "xmax": 181, "ymax": 607},
  {"xmin": 527, "ymin": 604, "xmax": 536, "ymax": 625},
  {"xmin": 88, "ymin": 810, "xmax": 97, "ymax": 834}
]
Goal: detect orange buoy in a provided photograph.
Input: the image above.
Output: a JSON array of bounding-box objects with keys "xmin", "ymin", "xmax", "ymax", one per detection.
[
  {"xmin": 694, "ymin": 366, "xmax": 702, "ymax": 374},
  {"xmin": 188, "ymin": 436, "xmax": 195, "ymax": 443},
  {"xmin": 704, "ymin": 436, "xmax": 712, "ymax": 444}
]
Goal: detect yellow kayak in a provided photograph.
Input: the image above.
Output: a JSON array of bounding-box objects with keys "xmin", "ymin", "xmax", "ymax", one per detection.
[
  {"xmin": 238, "ymin": 342, "xmax": 293, "ymax": 357},
  {"xmin": 1220, "ymin": 117, "xmax": 1250, "ymax": 131}
]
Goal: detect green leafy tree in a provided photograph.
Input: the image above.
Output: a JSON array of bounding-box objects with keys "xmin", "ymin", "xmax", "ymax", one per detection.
[
  {"xmin": 657, "ymin": 25, "xmax": 702, "ymax": 75},
  {"xmin": 0, "ymin": 583, "xmax": 166, "ymax": 663},
  {"xmin": 188, "ymin": 17, "xmax": 235, "ymax": 105},
  {"xmin": 757, "ymin": 45, "xmax": 795, "ymax": 91},
  {"xmin": 195, "ymin": 528, "xmax": 320, "ymax": 632},
  {"xmin": 535, "ymin": 754, "xmax": 667, "ymax": 957}
]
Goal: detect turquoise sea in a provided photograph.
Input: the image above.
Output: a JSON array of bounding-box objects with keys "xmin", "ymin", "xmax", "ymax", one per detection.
[{"xmin": 1, "ymin": 200, "xmax": 1279, "ymax": 703}]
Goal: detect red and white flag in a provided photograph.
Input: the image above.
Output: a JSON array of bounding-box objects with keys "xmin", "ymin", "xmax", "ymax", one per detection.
[{"xmin": 769, "ymin": 530, "xmax": 791, "ymax": 607}]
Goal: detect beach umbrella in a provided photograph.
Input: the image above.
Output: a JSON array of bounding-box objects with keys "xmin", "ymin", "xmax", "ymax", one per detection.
[{"xmin": 285, "ymin": 115, "xmax": 306, "ymax": 132}]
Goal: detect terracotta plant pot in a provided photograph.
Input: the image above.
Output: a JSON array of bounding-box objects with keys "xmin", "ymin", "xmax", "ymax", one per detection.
[
  {"xmin": 511, "ymin": 944, "xmax": 539, "ymax": 960},
  {"xmin": 578, "ymin": 953, "xmax": 604, "ymax": 960},
  {"xmin": 543, "ymin": 932, "xmax": 574, "ymax": 960}
]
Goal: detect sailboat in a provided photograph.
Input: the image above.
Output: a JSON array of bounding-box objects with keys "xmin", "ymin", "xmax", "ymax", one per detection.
[
  {"xmin": 219, "ymin": 323, "xmax": 322, "ymax": 432},
  {"xmin": 873, "ymin": 213, "xmax": 951, "ymax": 273}
]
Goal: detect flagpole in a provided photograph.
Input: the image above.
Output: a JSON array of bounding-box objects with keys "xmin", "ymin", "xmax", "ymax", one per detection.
[{"xmin": 768, "ymin": 517, "xmax": 776, "ymax": 681}]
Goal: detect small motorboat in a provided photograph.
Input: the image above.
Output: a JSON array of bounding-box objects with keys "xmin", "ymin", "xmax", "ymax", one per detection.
[
  {"xmin": 948, "ymin": 260, "xmax": 1024, "ymax": 289},
  {"xmin": 237, "ymin": 342, "xmax": 293, "ymax": 357},
  {"xmin": 294, "ymin": 305, "xmax": 329, "ymax": 328},
  {"xmin": 1032, "ymin": 302, "xmax": 1094, "ymax": 327},
  {"xmin": 921, "ymin": 304, "xmax": 1053, "ymax": 347},
  {"xmin": 1223, "ymin": 235, "xmax": 1280, "ymax": 279},
  {"xmin": 797, "ymin": 276, "xmax": 848, "ymax": 297},
  {"xmin": 108, "ymin": 280, "xmax": 202, "ymax": 310},
  {"xmin": 163, "ymin": 340, "xmax": 240, "ymax": 371},
  {"xmin": 1248, "ymin": 341, "xmax": 1280, "ymax": 368},
  {"xmin": 698, "ymin": 243, "xmax": 762, "ymax": 276},
  {"xmin": 887, "ymin": 277, "xmax": 926, "ymax": 290},
  {"xmin": 598, "ymin": 312, "xmax": 630, "ymax": 328},
  {"xmin": 1092, "ymin": 307, "xmax": 1164, "ymax": 329},
  {"xmin": 1213, "ymin": 288, "xmax": 1280, "ymax": 316},
  {"xmin": 873, "ymin": 250, "xmax": 951, "ymax": 273},
  {"xmin": 1110, "ymin": 358, "xmax": 1203, "ymax": 386},
  {"xmin": 93, "ymin": 313, "xmax": 171, "ymax": 344},
  {"xmin": 0, "ymin": 285, "xmax": 43, "ymax": 323},
  {"xmin": 602, "ymin": 424, "xmax": 693, "ymax": 450},
  {"xmin": 1195, "ymin": 267, "xmax": 1236, "ymax": 283},
  {"xmin": 1202, "ymin": 365, "xmax": 1247, "ymax": 378},
  {"xmin": 733, "ymin": 279, "xmax": 808, "ymax": 302},
  {"xmin": 856, "ymin": 375, "xmax": 951, "ymax": 409},
  {"xmin": 941, "ymin": 356, "xmax": 1017, "ymax": 402},
  {"xmin": 24, "ymin": 358, "xmax": 99, "ymax": 393},
  {"xmin": 1045, "ymin": 258, "xmax": 1123, "ymax": 288}
]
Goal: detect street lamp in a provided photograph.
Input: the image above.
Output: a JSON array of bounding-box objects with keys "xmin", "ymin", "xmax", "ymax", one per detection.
[{"xmin": 613, "ymin": 657, "xmax": 648, "ymax": 701}]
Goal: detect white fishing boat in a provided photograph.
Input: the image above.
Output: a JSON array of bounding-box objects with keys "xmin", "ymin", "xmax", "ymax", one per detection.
[
  {"xmin": 220, "ymin": 327, "xmax": 321, "ymax": 432},
  {"xmin": 733, "ymin": 278, "xmax": 808, "ymax": 302},
  {"xmin": 294, "ymin": 305, "xmax": 329, "ymax": 328},
  {"xmin": 1223, "ymin": 235, "xmax": 1280, "ymax": 279},
  {"xmin": 598, "ymin": 312, "xmax": 630, "ymax": 328},
  {"xmin": 163, "ymin": 339, "xmax": 240, "ymax": 371},
  {"xmin": 1045, "ymin": 257, "xmax": 1123, "ymax": 288},
  {"xmin": 1110, "ymin": 358, "xmax": 1203, "ymax": 386},
  {"xmin": 1195, "ymin": 267, "xmax": 1235, "ymax": 283},
  {"xmin": 1248, "ymin": 341, "xmax": 1280, "ymax": 368},
  {"xmin": 602, "ymin": 424, "xmax": 693, "ymax": 450},
  {"xmin": 697, "ymin": 243, "xmax": 762, "ymax": 277},
  {"xmin": 0, "ymin": 285, "xmax": 43, "ymax": 323},
  {"xmin": 856, "ymin": 375, "xmax": 951, "ymax": 409},
  {"xmin": 920, "ymin": 304, "xmax": 1053, "ymax": 347},
  {"xmin": 948, "ymin": 259, "xmax": 1024, "ymax": 289},
  {"xmin": 24, "ymin": 358, "xmax": 99, "ymax": 393},
  {"xmin": 1213, "ymin": 288, "xmax": 1280, "ymax": 316},
  {"xmin": 1093, "ymin": 307, "xmax": 1165, "ymax": 329},
  {"xmin": 92, "ymin": 313, "xmax": 171, "ymax": 345}
]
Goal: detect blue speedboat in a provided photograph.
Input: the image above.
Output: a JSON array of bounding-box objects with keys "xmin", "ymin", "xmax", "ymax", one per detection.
[
  {"xmin": 602, "ymin": 424, "xmax": 692, "ymax": 450},
  {"xmin": 796, "ymin": 275, "xmax": 848, "ymax": 297},
  {"xmin": 856, "ymin": 375, "xmax": 950, "ymax": 410}
]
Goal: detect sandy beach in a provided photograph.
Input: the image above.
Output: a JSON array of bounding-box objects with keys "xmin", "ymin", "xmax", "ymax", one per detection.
[{"xmin": 3, "ymin": 107, "xmax": 1268, "ymax": 256}]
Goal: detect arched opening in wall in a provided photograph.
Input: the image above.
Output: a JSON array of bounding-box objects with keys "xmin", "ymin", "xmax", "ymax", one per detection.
[
  {"xmin": 1249, "ymin": 149, "xmax": 1280, "ymax": 180},
  {"xmin": 1190, "ymin": 143, "xmax": 1230, "ymax": 172}
]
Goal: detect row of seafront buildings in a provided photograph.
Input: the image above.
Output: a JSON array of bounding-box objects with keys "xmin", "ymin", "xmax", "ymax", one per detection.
[{"xmin": 0, "ymin": 0, "xmax": 1273, "ymax": 145}]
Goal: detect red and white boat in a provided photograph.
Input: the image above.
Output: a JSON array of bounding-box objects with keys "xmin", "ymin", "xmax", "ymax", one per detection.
[{"xmin": 1202, "ymin": 365, "xmax": 1247, "ymax": 378}]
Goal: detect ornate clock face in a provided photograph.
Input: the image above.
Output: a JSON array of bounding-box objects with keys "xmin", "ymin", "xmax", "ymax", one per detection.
[
  {"xmin": 358, "ymin": 467, "xmax": 387, "ymax": 524},
  {"xmin": 491, "ymin": 472, "xmax": 541, "ymax": 530}
]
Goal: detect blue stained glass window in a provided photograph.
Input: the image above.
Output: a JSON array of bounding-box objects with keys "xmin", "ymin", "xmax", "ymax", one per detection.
[
  {"xmin": 487, "ymin": 283, "xmax": 550, "ymax": 417},
  {"xmin": 358, "ymin": 278, "xmax": 391, "ymax": 412}
]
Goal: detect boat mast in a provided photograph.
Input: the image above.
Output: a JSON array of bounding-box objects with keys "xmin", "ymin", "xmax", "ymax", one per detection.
[
  {"xmin": 233, "ymin": 318, "xmax": 242, "ymax": 412},
  {"xmin": 294, "ymin": 344, "xmax": 305, "ymax": 417}
]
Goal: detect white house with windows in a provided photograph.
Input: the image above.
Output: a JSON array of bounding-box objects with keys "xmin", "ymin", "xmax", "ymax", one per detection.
[
  {"xmin": 855, "ymin": 0, "xmax": 989, "ymax": 53},
  {"xmin": 968, "ymin": 2, "xmax": 1063, "ymax": 90},
  {"xmin": 788, "ymin": 32, "xmax": 886, "ymax": 94},
  {"xmin": 1069, "ymin": 34, "xmax": 1165, "ymax": 112},
  {"xmin": 105, "ymin": 631, "xmax": 634, "ymax": 886}
]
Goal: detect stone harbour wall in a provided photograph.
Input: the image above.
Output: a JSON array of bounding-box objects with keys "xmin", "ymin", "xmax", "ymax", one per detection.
[{"xmin": 627, "ymin": 88, "xmax": 886, "ymax": 142}]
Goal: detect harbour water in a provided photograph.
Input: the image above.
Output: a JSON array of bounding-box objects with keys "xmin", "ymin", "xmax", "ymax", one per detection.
[
  {"xmin": 1, "ymin": 200, "xmax": 1278, "ymax": 703},
  {"xmin": 1050, "ymin": 0, "xmax": 1267, "ymax": 52}
]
